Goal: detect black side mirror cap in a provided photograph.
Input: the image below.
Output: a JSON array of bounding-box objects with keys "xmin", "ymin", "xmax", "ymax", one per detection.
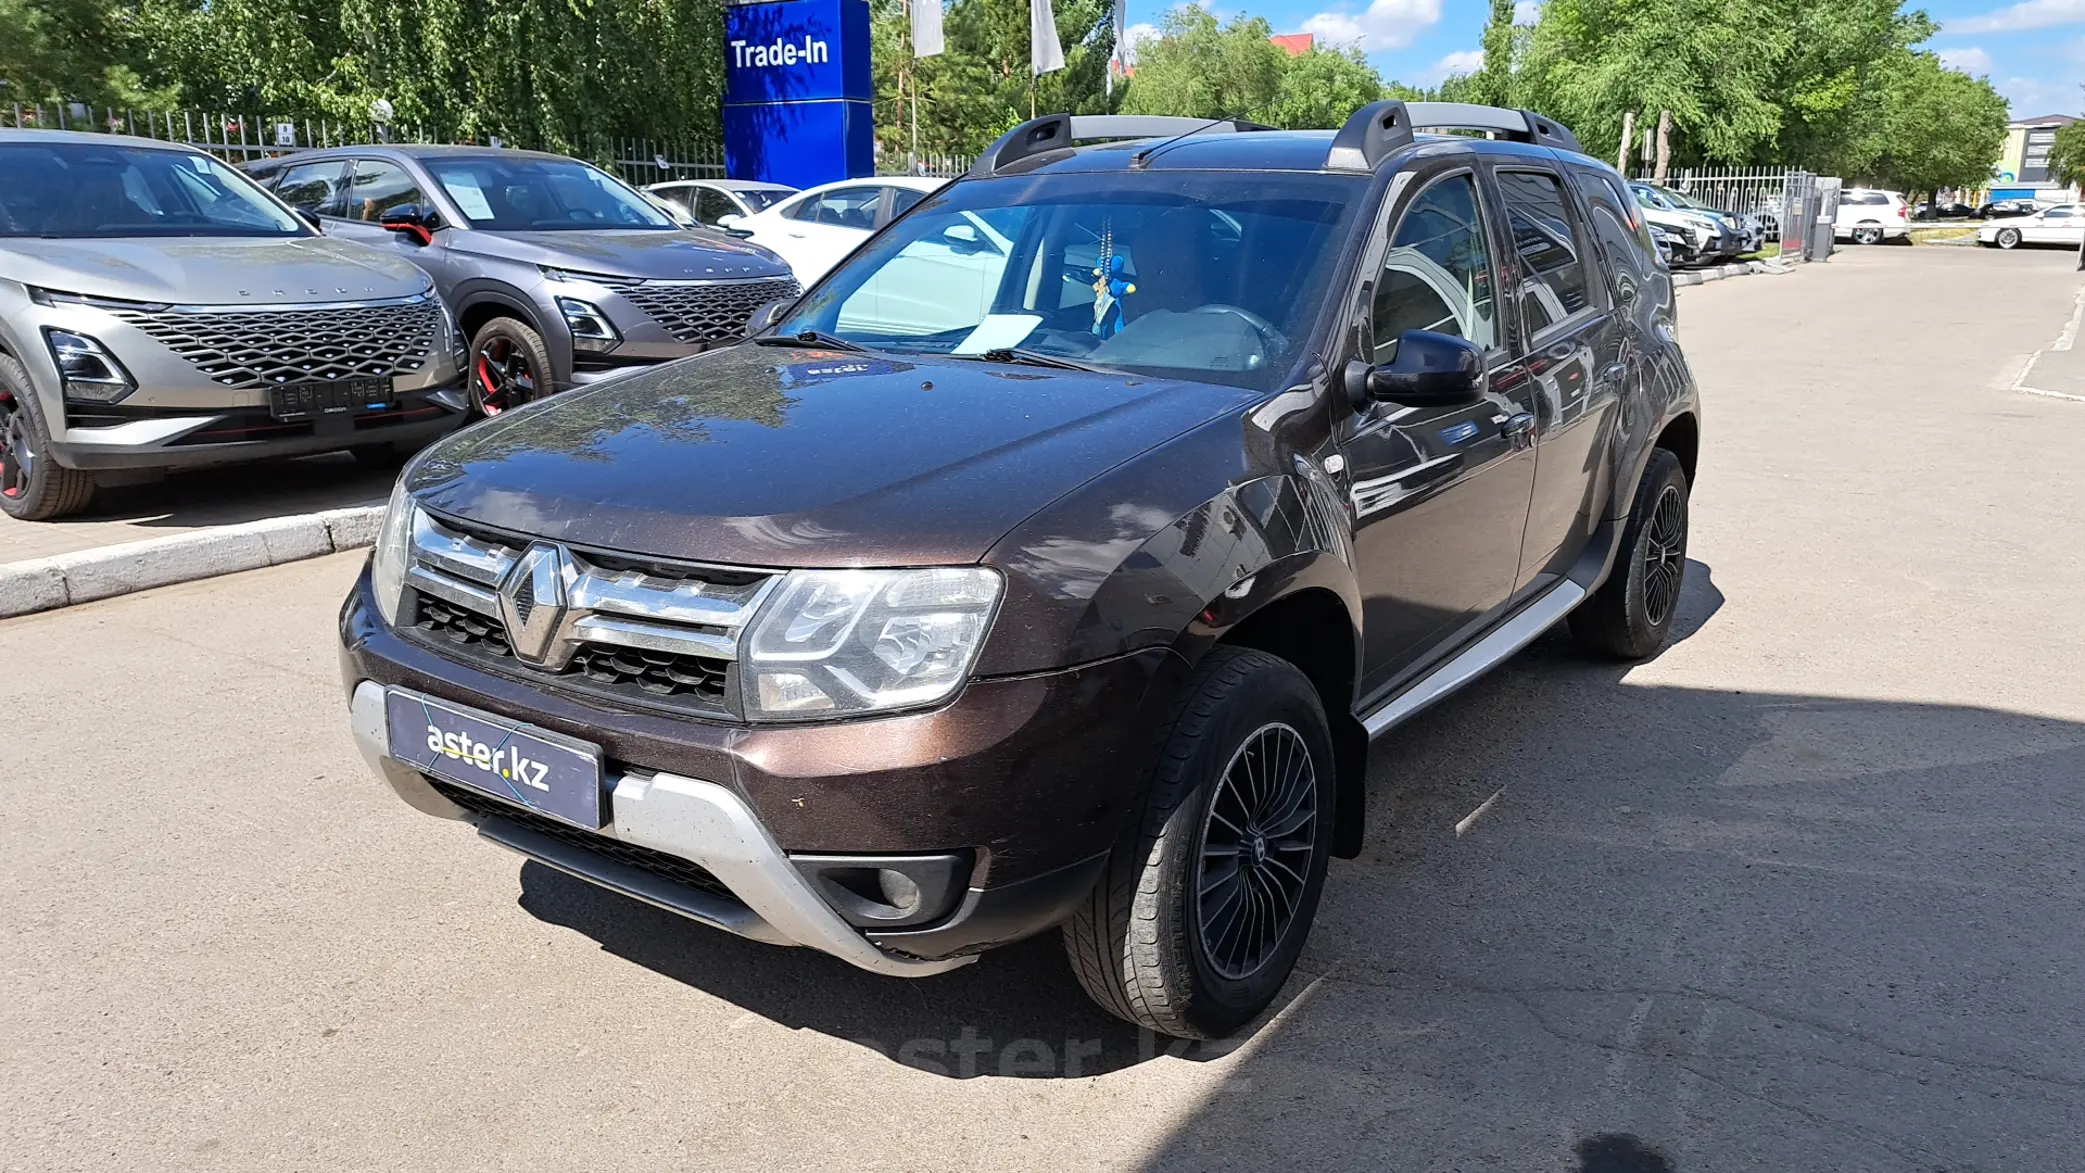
[
  {"xmin": 294, "ymin": 208, "xmax": 323, "ymax": 232},
  {"xmin": 1346, "ymin": 328, "xmax": 1486, "ymax": 410},
  {"xmin": 379, "ymin": 202, "xmax": 438, "ymax": 246},
  {"xmin": 744, "ymin": 298, "xmax": 790, "ymax": 338}
]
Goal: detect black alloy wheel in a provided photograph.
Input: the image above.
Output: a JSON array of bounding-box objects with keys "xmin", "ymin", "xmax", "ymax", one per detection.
[
  {"xmin": 1639, "ymin": 483, "xmax": 1687, "ymax": 628},
  {"xmin": 1196, "ymin": 722, "xmax": 1319, "ymax": 981},
  {"xmin": 472, "ymin": 335, "xmax": 542, "ymax": 417},
  {"xmin": 0, "ymin": 392, "xmax": 31, "ymax": 503}
]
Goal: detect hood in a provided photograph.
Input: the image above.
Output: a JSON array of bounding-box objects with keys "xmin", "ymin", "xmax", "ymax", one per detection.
[
  {"xmin": 405, "ymin": 345, "xmax": 1258, "ymax": 567},
  {"xmin": 0, "ymin": 235, "xmax": 432, "ymax": 304},
  {"xmin": 448, "ymin": 228, "xmax": 791, "ymax": 281}
]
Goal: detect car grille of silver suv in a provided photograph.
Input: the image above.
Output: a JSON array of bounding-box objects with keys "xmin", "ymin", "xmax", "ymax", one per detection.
[
  {"xmin": 616, "ymin": 277, "xmax": 801, "ymax": 347},
  {"xmin": 110, "ymin": 295, "xmax": 443, "ymax": 389},
  {"xmin": 400, "ymin": 510, "xmax": 777, "ymax": 718}
]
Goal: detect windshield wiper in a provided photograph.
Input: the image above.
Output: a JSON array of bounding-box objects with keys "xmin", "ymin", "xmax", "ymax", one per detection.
[
  {"xmin": 952, "ymin": 347, "xmax": 1110, "ymax": 373},
  {"xmin": 749, "ymin": 330, "xmax": 867, "ymax": 353}
]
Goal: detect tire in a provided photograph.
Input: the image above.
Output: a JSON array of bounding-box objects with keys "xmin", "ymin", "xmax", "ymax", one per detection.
[
  {"xmin": 0, "ymin": 354, "xmax": 96, "ymax": 521},
  {"xmin": 1996, "ymin": 228, "xmax": 2022, "ymax": 250},
  {"xmin": 1570, "ymin": 447, "xmax": 1689, "ymax": 660},
  {"xmin": 1064, "ymin": 646, "xmax": 1336, "ymax": 1039},
  {"xmin": 1852, "ymin": 224, "xmax": 1883, "ymax": 246},
  {"xmin": 467, "ymin": 317, "xmax": 554, "ymax": 418}
]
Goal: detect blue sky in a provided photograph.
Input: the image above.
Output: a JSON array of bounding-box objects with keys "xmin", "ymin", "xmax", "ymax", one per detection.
[{"xmin": 1118, "ymin": 0, "xmax": 2084, "ymax": 119}]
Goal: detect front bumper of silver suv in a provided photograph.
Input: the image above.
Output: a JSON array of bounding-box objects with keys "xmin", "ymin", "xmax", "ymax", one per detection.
[{"xmin": 13, "ymin": 287, "xmax": 467, "ymax": 470}]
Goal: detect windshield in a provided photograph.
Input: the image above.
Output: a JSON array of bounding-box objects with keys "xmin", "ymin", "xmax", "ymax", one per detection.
[
  {"xmin": 422, "ymin": 155, "xmax": 675, "ymax": 231},
  {"xmin": 0, "ymin": 142, "xmax": 303, "ymax": 239},
  {"xmin": 775, "ymin": 170, "xmax": 1365, "ymax": 391},
  {"xmin": 740, "ymin": 188, "xmax": 790, "ymax": 212}
]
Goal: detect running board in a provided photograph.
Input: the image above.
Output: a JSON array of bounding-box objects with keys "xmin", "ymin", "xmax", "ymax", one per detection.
[{"xmin": 1360, "ymin": 580, "xmax": 1587, "ymax": 738}]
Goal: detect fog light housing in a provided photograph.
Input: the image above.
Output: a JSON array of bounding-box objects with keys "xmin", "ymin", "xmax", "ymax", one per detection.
[
  {"xmin": 43, "ymin": 328, "xmax": 135, "ymax": 403},
  {"xmin": 557, "ymin": 297, "xmax": 620, "ymax": 353},
  {"xmin": 791, "ymin": 853, "xmax": 970, "ymax": 928}
]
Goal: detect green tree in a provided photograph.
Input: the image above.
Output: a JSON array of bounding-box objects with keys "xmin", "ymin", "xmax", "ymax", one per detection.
[
  {"xmin": 873, "ymin": 0, "xmax": 1116, "ymax": 161},
  {"xmin": 1265, "ymin": 46, "xmax": 1382, "ymax": 129},
  {"xmin": 1867, "ymin": 51, "xmax": 2007, "ymax": 200},
  {"xmin": 1118, "ymin": 5, "xmax": 1285, "ymax": 122},
  {"xmin": 0, "ymin": 0, "xmax": 175, "ymax": 108},
  {"xmin": 2050, "ymin": 121, "xmax": 2085, "ymax": 190}
]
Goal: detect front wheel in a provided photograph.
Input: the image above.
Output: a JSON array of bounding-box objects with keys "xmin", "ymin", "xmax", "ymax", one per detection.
[
  {"xmin": 1852, "ymin": 224, "xmax": 1883, "ymax": 246},
  {"xmin": 1996, "ymin": 227, "xmax": 2022, "ymax": 250},
  {"xmin": 1064, "ymin": 646, "xmax": 1336, "ymax": 1040},
  {"xmin": 0, "ymin": 354, "xmax": 96, "ymax": 521},
  {"xmin": 468, "ymin": 317, "xmax": 554, "ymax": 418}
]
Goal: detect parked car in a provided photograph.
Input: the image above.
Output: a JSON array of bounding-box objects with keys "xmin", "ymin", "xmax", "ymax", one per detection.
[
  {"xmin": 1647, "ymin": 222, "xmax": 1677, "ymax": 265},
  {"xmin": 720, "ymin": 175, "xmax": 948, "ymax": 284},
  {"xmin": 0, "ymin": 131, "xmax": 467, "ymax": 521},
  {"xmin": 1628, "ymin": 182, "xmax": 1738, "ymax": 265},
  {"xmin": 1976, "ymin": 199, "xmax": 2038, "ymax": 220},
  {"xmin": 1914, "ymin": 201, "xmax": 1976, "ymax": 221},
  {"xmin": 645, "ymin": 179, "xmax": 798, "ymax": 230},
  {"xmin": 1833, "ymin": 188, "xmax": 1910, "ymax": 244},
  {"xmin": 339, "ymin": 101, "xmax": 1702, "ymax": 1038},
  {"xmin": 244, "ymin": 146, "xmax": 798, "ymax": 417},
  {"xmin": 1979, "ymin": 203, "xmax": 2085, "ymax": 249},
  {"xmin": 1649, "ymin": 185, "xmax": 1763, "ymax": 254}
]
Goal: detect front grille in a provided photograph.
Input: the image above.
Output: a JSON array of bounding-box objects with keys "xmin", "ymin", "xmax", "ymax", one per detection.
[
  {"xmin": 113, "ymin": 298, "xmax": 443, "ymax": 389},
  {"xmin": 622, "ymin": 277, "xmax": 800, "ymax": 346},
  {"xmin": 415, "ymin": 595, "xmax": 513, "ymax": 658},
  {"xmin": 571, "ymin": 644, "xmax": 728, "ymax": 702},
  {"xmin": 429, "ymin": 779, "xmax": 741, "ymax": 904}
]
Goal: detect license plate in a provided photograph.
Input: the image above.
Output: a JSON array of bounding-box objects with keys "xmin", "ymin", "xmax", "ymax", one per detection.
[
  {"xmin": 384, "ymin": 689, "xmax": 605, "ymax": 828},
  {"xmin": 270, "ymin": 377, "xmax": 391, "ymax": 421}
]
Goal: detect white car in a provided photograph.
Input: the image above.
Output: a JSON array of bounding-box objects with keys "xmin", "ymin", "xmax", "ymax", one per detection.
[
  {"xmin": 643, "ymin": 179, "xmax": 797, "ymax": 230},
  {"xmin": 1978, "ymin": 204, "xmax": 2085, "ymax": 250},
  {"xmin": 721, "ymin": 176, "xmax": 948, "ymax": 284},
  {"xmin": 1834, "ymin": 188, "xmax": 1910, "ymax": 245},
  {"xmin": 1629, "ymin": 183, "xmax": 1736, "ymax": 266}
]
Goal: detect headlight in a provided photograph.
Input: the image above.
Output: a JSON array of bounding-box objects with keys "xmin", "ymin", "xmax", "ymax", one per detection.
[
  {"xmin": 42, "ymin": 328, "xmax": 135, "ymax": 403},
  {"xmin": 370, "ymin": 479, "xmax": 416, "ymax": 626},
  {"xmin": 557, "ymin": 297, "xmax": 620, "ymax": 353},
  {"xmin": 741, "ymin": 567, "xmax": 1001, "ymax": 720}
]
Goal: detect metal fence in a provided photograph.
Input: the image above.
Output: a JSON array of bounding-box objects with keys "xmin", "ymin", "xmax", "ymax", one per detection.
[
  {"xmin": 880, "ymin": 152, "xmax": 974, "ymax": 178},
  {"xmin": 2, "ymin": 103, "xmax": 725, "ymax": 186},
  {"xmin": 1638, "ymin": 166, "xmax": 1805, "ymax": 223}
]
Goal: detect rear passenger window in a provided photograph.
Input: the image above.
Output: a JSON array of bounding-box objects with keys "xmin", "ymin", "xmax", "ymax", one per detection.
[
  {"xmin": 1371, "ymin": 173, "xmax": 1497, "ymax": 361},
  {"xmin": 1498, "ymin": 170, "xmax": 1593, "ymax": 334},
  {"xmin": 1574, "ymin": 170, "xmax": 1656, "ymax": 277},
  {"xmin": 343, "ymin": 160, "xmax": 427, "ymax": 222}
]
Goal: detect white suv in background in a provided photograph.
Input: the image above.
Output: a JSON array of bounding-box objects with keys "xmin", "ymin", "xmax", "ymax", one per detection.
[{"xmin": 1835, "ymin": 189, "xmax": 1910, "ymax": 245}]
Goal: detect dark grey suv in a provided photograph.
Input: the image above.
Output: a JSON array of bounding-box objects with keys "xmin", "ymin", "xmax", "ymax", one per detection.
[{"xmin": 246, "ymin": 146, "xmax": 799, "ymax": 416}]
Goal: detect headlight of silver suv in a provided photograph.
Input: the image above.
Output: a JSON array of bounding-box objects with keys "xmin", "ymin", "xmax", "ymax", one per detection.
[
  {"xmin": 43, "ymin": 328, "xmax": 135, "ymax": 403},
  {"xmin": 370, "ymin": 479, "xmax": 417, "ymax": 626},
  {"xmin": 742, "ymin": 567, "xmax": 1001, "ymax": 720}
]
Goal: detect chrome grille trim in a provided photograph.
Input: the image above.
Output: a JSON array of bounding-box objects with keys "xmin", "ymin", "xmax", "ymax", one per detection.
[{"xmin": 403, "ymin": 511, "xmax": 777, "ymax": 669}]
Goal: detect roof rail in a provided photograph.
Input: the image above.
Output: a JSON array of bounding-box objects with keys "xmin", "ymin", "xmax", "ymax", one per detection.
[
  {"xmin": 1326, "ymin": 100, "xmax": 1585, "ymax": 172},
  {"xmin": 969, "ymin": 114, "xmax": 1277, "ymax": 177}
]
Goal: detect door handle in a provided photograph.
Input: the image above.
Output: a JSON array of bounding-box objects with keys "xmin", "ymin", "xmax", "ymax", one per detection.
[{"xmin": 1500, "ymin": 412, "xmax": 1536, "ymax": 449}]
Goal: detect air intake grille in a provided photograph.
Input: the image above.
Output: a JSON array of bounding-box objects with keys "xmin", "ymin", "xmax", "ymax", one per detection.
[
  {"xmin": 622, "ymin": 277, "xmax": 800, "ymax": 346},
  {"xmin": 114, "ymin": 298, "xmax": 443, "ymax": 389},
  {"xmin": 428, "ymin": 779, "xmax": 741, "ymax": 904}
]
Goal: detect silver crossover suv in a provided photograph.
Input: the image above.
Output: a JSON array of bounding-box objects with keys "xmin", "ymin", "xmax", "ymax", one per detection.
[
  {"xmin": 0, "ymin": 131, "xmax": 466, "ymax": 520},
  {"xmin": 244, "ymin": 146, "xmax": 799, "ymax": 417}
]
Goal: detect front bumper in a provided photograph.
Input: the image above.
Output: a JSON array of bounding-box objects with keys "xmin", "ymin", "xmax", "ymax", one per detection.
[
  {"xmin": 339, "ymin": 568, "xmax": 1161, "ymax": 972},
  {"xmin": 51, "ymin": 385, "xmax": 467, "ymax": 470}
]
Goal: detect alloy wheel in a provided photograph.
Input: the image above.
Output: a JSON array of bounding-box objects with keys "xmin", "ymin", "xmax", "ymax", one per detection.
[
  {"xmin": 1641, "ymin": 483, "xmax": 1687, "ymax": 627},
  {"xmin": 0, "ymin": 394, "xmax": 32, "ymax": 500},
  {"xmin": 472, "ymin": 337, "xmax": 540, "ymax": 416},
  {"xmin": 1195, "ymin": 722, "xmax": 1319, "ymax": 981},
  {"xmin": 1854, "ymin": 226, "xmax": 1882, "ymax": 245}
]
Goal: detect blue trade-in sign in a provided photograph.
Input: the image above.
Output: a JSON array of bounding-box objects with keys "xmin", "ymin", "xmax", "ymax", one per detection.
[{"xmin": 725, "ymin": 0, "xmax": 873, "ymax": 105}]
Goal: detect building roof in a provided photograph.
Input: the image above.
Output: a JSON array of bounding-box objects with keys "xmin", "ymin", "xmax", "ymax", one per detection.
[
  {"xmin": 2012, "ymin": 114, "xmax": 2080, "ymax": 128},
  {"xmin": 1270, "ymin": 33, "xmax": 1315, "ymax": 56}
]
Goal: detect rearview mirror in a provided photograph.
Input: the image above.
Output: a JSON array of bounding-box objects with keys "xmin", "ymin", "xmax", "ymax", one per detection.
[
  {"xmin": 744, "ymin": 298, "xmax": 790, "ymax": 338},
  {"xmin": 1347, "ymin": 329, "xmax": 1485, "ymax": 410},
  {"xmin": 379, "ymin": 203, "xmax": 438, "ymax": 246}
]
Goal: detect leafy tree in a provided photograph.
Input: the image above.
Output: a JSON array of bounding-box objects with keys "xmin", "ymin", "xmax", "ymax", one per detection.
[
  {"xmin": 0, "ymin": 0, "xmax": 174, "ymax": 108},
  {"xmin": 1118, "ymin": 5, "xmax": 1286, "ymax": 123},
  {"xmin": 1265, "ymin": 46, "xmax": 1381, "ymax": 129},
  {"xmin": 2050, "ymin": 121, "xmax": 2085, "ymax": 190},
  {"xmin": 873, "ymin": 0, "xmax": 1116, "ymax": 160},
  {"xmin": 1867, "ymin": 51, "xmax": 2007, "ymax": 200}
]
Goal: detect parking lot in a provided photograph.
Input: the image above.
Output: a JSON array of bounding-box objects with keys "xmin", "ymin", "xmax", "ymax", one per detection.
[{"xmin": 4, "ymin": 245, "xmax": 2083, "ymax": 1171}]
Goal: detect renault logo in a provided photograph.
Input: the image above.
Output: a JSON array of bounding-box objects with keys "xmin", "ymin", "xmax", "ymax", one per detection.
[{"xmin": 499, "ymin": 543, "xmax": 571, "ymax": 664}]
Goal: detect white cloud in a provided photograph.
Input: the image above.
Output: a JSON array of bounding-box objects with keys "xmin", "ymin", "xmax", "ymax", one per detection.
[
  {"xmin": 1120, "ymin": 21, "xmax": 1160, "ymax": 65},
  {"xmin": 1995, "ymin": 74, "xmax": 2082, "ymax": 116},
  {"xmin": 1948, "ymin": 0, "xmax": 2085, "ymax": 34},
  {"xmin": 1296, "ymin": 0, "xmax": 1443, "ymax": 51},
  {"xmin": 1513, "ymin": 0, "xmax": 1541, "ymax": 24},
  {"xmin": 1938, "ymin": 46, "xmax": 1993, "ymax": 75},
  {"xmin": 1412, "ymin": 48, "xmax": 1486, "ymax": 85}
]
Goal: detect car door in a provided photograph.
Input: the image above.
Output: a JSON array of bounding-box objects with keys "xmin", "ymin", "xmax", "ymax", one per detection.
[
  {"xmin": 1497, "ymin": 165, "xmax": 1627, "ymax": 589},
  {"xmin": 758, "ymin": 185, "xmax": 885, "ymax": 282},
  {"xmin": 1336, "ymin": 162, "xmax": 1540, "ymax": 696}
]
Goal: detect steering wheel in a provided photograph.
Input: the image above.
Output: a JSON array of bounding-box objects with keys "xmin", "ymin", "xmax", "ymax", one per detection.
[{"xmin": 1194, "ymin": 304, "xmax": 1287, "ymax": 354}]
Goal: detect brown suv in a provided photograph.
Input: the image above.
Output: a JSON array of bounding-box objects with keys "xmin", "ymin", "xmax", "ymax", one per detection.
[{"xmin": 339, "ymin": 101, "xmax": 1703, "ymax": 1039}]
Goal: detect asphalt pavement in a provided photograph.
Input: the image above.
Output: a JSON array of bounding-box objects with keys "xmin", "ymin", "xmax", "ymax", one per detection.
[{"xmin": 4, "ymin": 246, "xmax": 2083, "ymax": 1172}]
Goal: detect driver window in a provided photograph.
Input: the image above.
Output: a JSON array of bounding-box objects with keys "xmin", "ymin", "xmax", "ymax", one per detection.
[
  {"xmin": 1371, "ymin": 173, "xmax": 1497, "ymax": 363},
  {"xmin": 344, "ymin": 160, "xmax": 426, "ymax": 223}
]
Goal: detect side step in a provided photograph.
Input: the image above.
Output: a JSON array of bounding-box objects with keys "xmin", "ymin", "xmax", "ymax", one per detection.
[{"xmin": 1360, "ymin": 580, "xmax": 1586, "ymax": 738}]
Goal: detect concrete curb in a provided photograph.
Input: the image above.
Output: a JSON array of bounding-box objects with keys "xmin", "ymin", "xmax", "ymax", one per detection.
[
  {"xmin": 0, "ymin": 505, "xmax": 383, "ymax": 620},
  {"xmin": 1672, "ymin": 258, "xmax": 1793, "ymax": 288}
]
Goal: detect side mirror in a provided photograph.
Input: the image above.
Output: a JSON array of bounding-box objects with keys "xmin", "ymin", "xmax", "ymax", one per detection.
[
  {"xmin": 940, "ymin": 222, "xmax": 991, "ymax": 255},
  {"xmin": 379, "ymin": 203, "xmax": 438, "ymax": 246},
  {"xmin": 1346, "ymin": 329, "xmax": 1486, "ymax": 410},
  {"xmin": 744, "ymin": 298, "xmax": 790, "ymax": 338},
  {"xmin": 294, "ymin": 207, "xmax": 324, "ymax": 232}
]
